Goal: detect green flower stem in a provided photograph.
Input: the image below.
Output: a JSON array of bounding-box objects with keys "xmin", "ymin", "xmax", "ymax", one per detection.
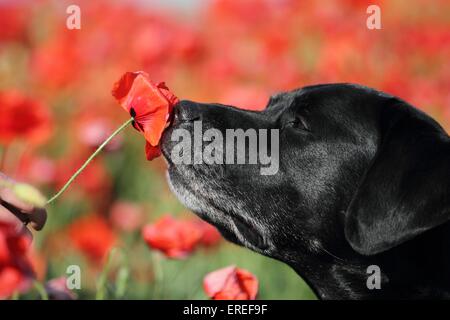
[
  {"xmin": 46, "ymin": 118, "xmax": 134, "ymax": 205},
  {"xmin": 96, "ymin": 247, "xmax": 117, "ymax": 300},
  {"xmin": 152, "ymin": 252, "xmax": 164, "ymax": 298},
  {"xmin": 33, "ymin": 280, "xmax": 49, "ymax": 300}
]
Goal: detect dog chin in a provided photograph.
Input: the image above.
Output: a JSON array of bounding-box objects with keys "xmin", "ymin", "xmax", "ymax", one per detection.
[
  {"xmin": 166, "ymin": 168, "xmax": 270, "ymax": 253},
  {"xmin": 166, "ymin": 168, "xmax": 224, "ymax": 224},
  {"xmin": 166, "ymin": 168, "xmax": 247, "ymax": 246},
  {"xmin": 166, "ymin": 169, "xmax": 204, "ymax": 216}
]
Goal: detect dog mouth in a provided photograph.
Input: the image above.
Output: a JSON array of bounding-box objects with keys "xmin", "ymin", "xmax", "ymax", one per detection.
[
  {"xmin": 161, "ymin": 118, "xmax": 270, "ymax": 253},
  {"xmin": 206, "ymin": 206, "xmax": 269, "ymax": 251},
  {"xmin": 230, "ymin": 214, "xmax": 269, "ymax": 251},
  {"xmin": 165, "ymin": 167, "xmax": 269, "ymax": 252}
]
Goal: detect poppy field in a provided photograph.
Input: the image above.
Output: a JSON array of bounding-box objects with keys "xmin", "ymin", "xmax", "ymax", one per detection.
[{"xmin": 0, "ymin": 0, "xmax": 449, "ymax": 300}]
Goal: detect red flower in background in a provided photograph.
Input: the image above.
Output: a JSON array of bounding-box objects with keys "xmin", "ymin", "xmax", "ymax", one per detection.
[
  {"xmin": 131, "ymin": 22, "xmax": 173, "ymax": 67},
  {"xmin": 219, "ymin": 85, "xmax": 268, "ymax": 111},
  {"xmin": 109, "ymin": 201, "xmax": 143, "ymax": 232},
  {"xmin": 0, "ymin": 0, "xmax": 448, "ymax": 300},
  {"xmin": 0, "ymin": 91, "xmax": 52, "ymax": 145},
  {"xmin": 203, "ymin": 265, "xmax": 258, "ymax": 300},
  {"xmin": 75, "ymin": 113, "xmax": 123, "ymax": 152},
  {"xmin": 69, "ymin": 215, "xmax": 116, "ymax": 263},
  {"xmin": 55, "ymin": 154, "xmax": 111, "ymax": 198},
  {"xmin": 0, "ymin": 3, "xmax": 29, "ymax": 42},
  {"xmin": 30, "ymin": 32, "xmax": 81, "ymax": 89},
  {"xmin": 16, "ymin": 155, "xmax": 56, "ymax": 186},
  {"xmin": 0, "ymin": 221, "xmax": 34, "ymax": 299},
  {"xmin": 195, "ymin": 220, "xmax": 222, "ymax": 247},
  {"xmin": 142, "ymin": 215, "xmax": 202, "ymax": 259},
  {"xmin": 112, "ymin": 71, "xmax": 179, "ymax": 160}
]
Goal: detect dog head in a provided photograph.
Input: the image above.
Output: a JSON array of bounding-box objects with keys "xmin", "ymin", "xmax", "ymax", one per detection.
[{"xmin": 161, "ymin": 83, "xmax": 449, "ymax": 267}]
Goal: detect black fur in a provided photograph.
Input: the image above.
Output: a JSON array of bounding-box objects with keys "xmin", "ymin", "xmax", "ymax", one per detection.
[{"xmin": 161, "ymin": 83, "xmax": 450, "ymax": 299}]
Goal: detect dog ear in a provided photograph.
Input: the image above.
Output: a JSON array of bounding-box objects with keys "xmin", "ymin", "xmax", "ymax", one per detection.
[{"xmin": 345, "ymin": 101, "xmax": 450, "ymax": 256}]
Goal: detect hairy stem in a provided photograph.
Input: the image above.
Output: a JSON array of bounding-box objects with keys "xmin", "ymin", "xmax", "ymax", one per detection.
[{"xmin": 46, "ymin": 118, "xmax": 133, "ymax": 205}]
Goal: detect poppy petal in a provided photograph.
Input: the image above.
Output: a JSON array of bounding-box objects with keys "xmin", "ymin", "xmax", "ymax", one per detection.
[
  {"xmin": 203, "ymin": 265, "xmax": 258, "ymax": 300},
  {"xmin": 111, "ymin": 72, "xmax": 139, "ymax": 102},
  {"xmin": 112, "ymin": 71, "xmax": 179, "ymax": 159},
  {"xmin": 203, "ymin": 265, "xmax": 236, "ymax": 298},
  {"xmin": 142, "ymin": 215, "xmax": 203, "ymax": 259},
  {"xmin": 145, "ymin": 141, "xmax": 161, "ymax": 161}
]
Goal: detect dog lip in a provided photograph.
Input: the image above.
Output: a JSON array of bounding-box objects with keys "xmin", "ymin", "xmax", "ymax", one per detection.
[
  {"xmin": 176, "ymin": 116, "xmax": 201, "ymax": 123},
  {"xmin": 160, "ymin": 117, "xmax": 201, "ymax": 163},
  {"xmin": 161, "ymin": 124, "xmax": 269, "ymax": 252},
  {"xmin": 232, "ymin": 215, "xmax": 269, "ymax": 250}
]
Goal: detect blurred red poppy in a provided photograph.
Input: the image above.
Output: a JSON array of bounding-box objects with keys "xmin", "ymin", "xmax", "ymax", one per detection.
[
  {"xmin": 0, "ymin": 221, "xmax": 34, "ymax": 299},
  {"xmin": 173, "ymin": 28, "xmax": 204, "ymax": 62},
  {"xmin": 75, "ymin": 116, "xmax": 123, "ymax": 152},
  {"xmin": 0, "ymin": 0, "xmax": 448, "ymax": 301},
  {"xmin": 69, "ymin": 215, "xmax": 116, "ymax": 263},
  {"xmin": 16, "ymin": 155, "xmax": 56, "ymax": 186},
  {"xmin": 30, "ymin": 32, "xmax": 81, "ymax": 89},
  {"xmin": 55, "ymin": 154, "xmax": 111, "ymax": 199},
  {"xmin": 219, "ymin": 85, "xmax": 268, "ymax": 111},
  {"xmin": 142, "ymin": 215, "xmax": 202, "ymax": 259},
  {"xmin": 112, "ymin": 71, "xmax": 179, "ymax": 160},
  {"xmin": 0, "ymin": 91, "xmax": 52, "ymax": 145},
  {"xmin": 131, "ymin": 23, "xmax": 172, "ymax": 67},
  {"xmin": 195, "ymin": 220, "xmax": 222, "ymax": 247},
  {"xmin": 203, "ymin": 265, "xmax": 258, "ymax": 300},
  {"xmin": 0, "ymin": 3, "xmax": 29, "ymax": 42},
  {"xmin": 109, "ymin": 201, "xmax": 143, "ymax": 232}
]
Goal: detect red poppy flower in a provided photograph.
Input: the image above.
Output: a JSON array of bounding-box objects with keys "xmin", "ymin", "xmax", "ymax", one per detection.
[
  {"xmin": 0, "ymin": 3, "xmax": 29, "ymax": 42},
  {"xmin": 109, "ymin": 201, "xmax": 143, "ymax": 232},
  {"xmin": 16, "ymin": 154, "xmax": 56, "ymax": 186},
  {"xmin": 0, "ymin": 221, "xmax": 34, "ymax": 299},
  {"xmin": 30, "ymin": 32, "xmax": 81, "ymax": 89},
  {"xmin": 203, "ymin": 266, "xmax": 258, "ymax": 300},
  {"xmin": 55, "ymin": 154, "xmax": 111, "ymax": 198},
  {"xmin": 0, "ymin": 91, "xmax": 53, "ymax": 145},
  {"xmin": 75, "ymin": 115, "xmax": 122, "ymax": 152},
  {"xmin": 112, "ymin": 71, "xmax": 179, "ymax": 160},
  {"xmin": 195, "ymin": 220, "xmax": 222, "ymax": 247},
  {"xmin": 69, "ymin": 215, "xmax": 116, "ymax": 263},
  {"xmin": 142, "ymin": 215, "xmax": 202, "ymax": 259},
  {"xmin": 219, "ymin": 85, "xmax": 268, "ymax": 111}
]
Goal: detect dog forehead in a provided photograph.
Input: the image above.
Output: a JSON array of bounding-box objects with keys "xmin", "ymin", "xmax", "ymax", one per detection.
[
  {"xmin": 271, "ymin": 86, "xmax": 337, "ymax": 110},
  {"xmin": 268, "ymin": 91, "xmax": 293, "ymax": 106},
  {"xmin": 266, "ymin": 84, "xmax": 390, "ymax": 124},
  {"xmin": 266, "ymin": 90, "xmax": 302, "ymax": 113}
]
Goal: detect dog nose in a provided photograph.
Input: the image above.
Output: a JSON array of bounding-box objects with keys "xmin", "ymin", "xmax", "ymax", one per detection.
[{"xmin": 174, "ymin": 100, "xmax": 203, "ymax": 122}]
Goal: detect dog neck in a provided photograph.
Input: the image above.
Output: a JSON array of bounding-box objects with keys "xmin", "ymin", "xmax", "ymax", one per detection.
[
  {"xmin": 290, "ymin": 223, "xmax": 450, "ymax": 300},
  {"xmin": 290, "ymin": 255, "xmax": 379, "ymax": 299}
]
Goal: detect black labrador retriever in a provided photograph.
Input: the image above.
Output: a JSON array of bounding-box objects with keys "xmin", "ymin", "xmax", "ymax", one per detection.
[{"xmin": 160, "ymin": 83, "xmax": 450, "ymax": 299}]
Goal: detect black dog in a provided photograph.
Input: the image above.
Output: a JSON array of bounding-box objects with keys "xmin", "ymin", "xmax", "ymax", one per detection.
[{"xmin": 161, "ymin": 83, "xmax": 450, "ymax": 299}]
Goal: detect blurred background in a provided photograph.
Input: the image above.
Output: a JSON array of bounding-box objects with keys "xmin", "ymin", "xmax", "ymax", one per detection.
[{"xmin": 0, "ymin": 0, "xmax": 449, "ymax": 299}]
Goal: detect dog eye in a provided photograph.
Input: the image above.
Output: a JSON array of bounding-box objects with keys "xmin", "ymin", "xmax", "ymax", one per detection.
[{"xmin": 285, "ymin": 116, "xmax": 310, "ymax": 132}]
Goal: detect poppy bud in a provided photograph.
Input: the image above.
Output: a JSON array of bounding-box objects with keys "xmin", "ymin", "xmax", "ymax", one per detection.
[{"xmin": 11, "ymin": 183, "xmax": 47, "ymax": 208}]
